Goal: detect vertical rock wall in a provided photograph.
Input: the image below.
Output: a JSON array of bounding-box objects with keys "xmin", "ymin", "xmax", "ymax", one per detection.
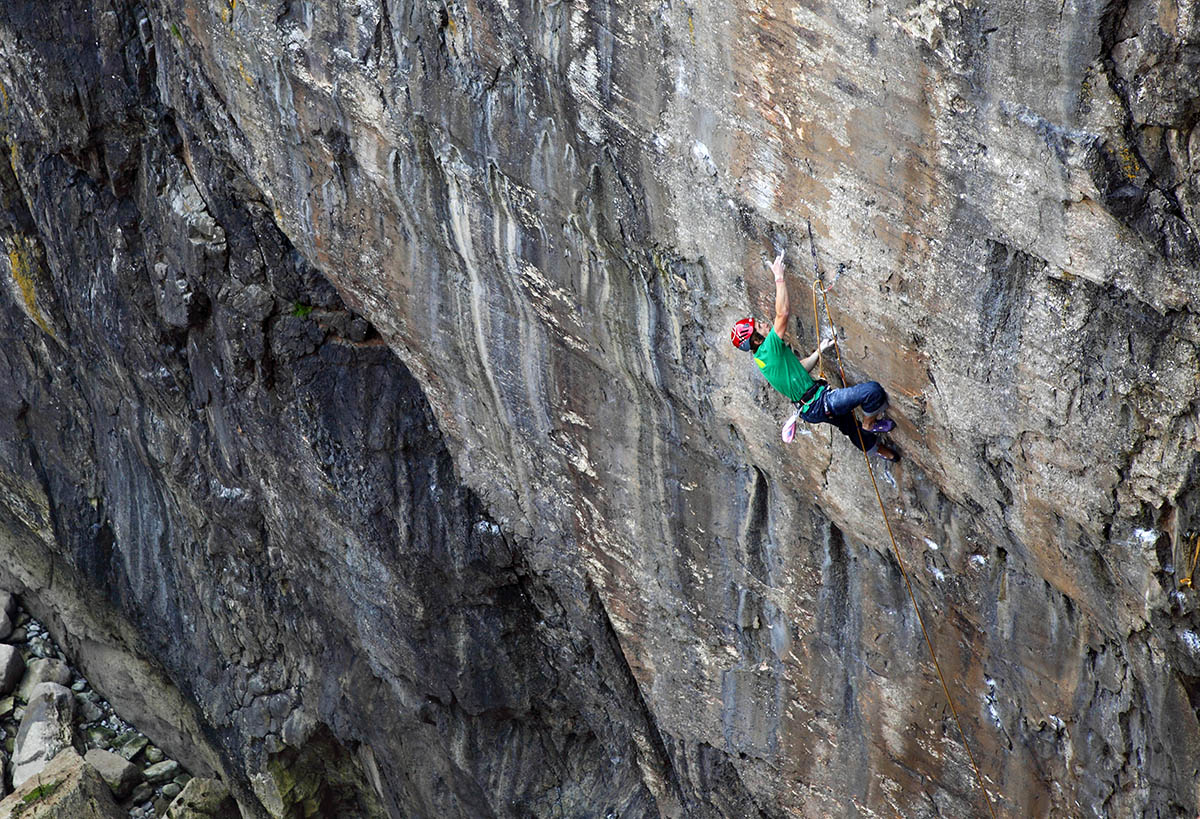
[
  {"xmin": 0, "ymin": 0, "xmax": 1197, "ymax": 816},
  {"xmin": 0, "ymin": 3, "xmax": 743, "ymax": 816}
]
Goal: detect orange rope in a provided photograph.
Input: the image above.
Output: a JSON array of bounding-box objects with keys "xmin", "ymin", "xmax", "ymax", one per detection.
[
  {"xmin": 1179, "ymin": 533, "xmax": 1200, "ymax": 589},
  {"xmin": 814, "ymin": 282, "xmax": 999, "ymax": 819}
]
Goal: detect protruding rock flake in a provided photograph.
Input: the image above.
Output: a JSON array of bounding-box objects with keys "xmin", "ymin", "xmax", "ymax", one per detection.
[{"xmin": 474, "ymin": 519, "xmax": 502, "ymax": 536}]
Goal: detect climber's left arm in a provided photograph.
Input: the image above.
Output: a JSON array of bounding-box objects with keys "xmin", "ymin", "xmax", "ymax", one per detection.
[{"xmin": 800, "ymin": 337, "xmax": 836, "ymax": 372}]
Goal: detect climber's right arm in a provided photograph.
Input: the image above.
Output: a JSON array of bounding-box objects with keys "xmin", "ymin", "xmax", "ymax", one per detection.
[{"xmin": 771, "ymin": 251, "xmax": 789, "ymax": 338}]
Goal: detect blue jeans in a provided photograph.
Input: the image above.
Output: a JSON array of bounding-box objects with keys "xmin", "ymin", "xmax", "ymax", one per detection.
[
  {"xmin": 800, "ymin": 381, "xmax": 887, "ymax": 452},
  {"xmin": 824, "ymin": 381, "xmax": 888, "ymax": 416}
]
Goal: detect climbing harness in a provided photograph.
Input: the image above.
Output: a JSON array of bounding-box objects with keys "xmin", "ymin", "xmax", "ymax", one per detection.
[
  {"xmin": 808, "ymin": 228, "xmax": 1000, "ymax": 819},
  {"xmin": 1179, "ymin": 532, "xmax": 1200, "ymax": 589}
]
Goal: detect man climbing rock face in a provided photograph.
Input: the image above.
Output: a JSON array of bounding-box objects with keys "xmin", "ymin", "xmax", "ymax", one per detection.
[{"xmin": 731, "ymin": 251, "xmax": 898, "ymax": 461}]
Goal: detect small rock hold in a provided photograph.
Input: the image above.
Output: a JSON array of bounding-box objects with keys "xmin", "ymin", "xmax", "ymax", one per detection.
[
  {"xmin": 145, "ymin": 744, "xmax": 164, "ymax": 764},
  {"xmin": 281, "ymin": 707, "xmax": 315, "ymax": 748},
  {"xmin": 116, "ymin": 732, "xmax": 149, "ymax": 760},
  {"xmin": 0, "ymin": 644, "xmax": 25, "ymax": 696},
  {"xmin": 85, "ymin": 747, "xmax": 140, "ymax": 798},
  {"xmin": 17, "ymin": 657, "xmax": 72, "ymax": 702},
  {"xmin": 165, "ymin": 777, "xmax": 238, "ymax": 819},
  {"xmin": 75, "ymin": 693, "xmax": 105, "ymax": 723},
  {"xmin": 348, "ymin": 317, "xmax": 370, "ymax": 342},
  {"xmin": 143, "ymin": 759, "xmax": 181, "ymax": 783},
  {"xmin": 161, "ymin": 781, "xmax": 182, "ymax": 799},
  {"xmin": 86, "ymin": 723, "xmax": 117, "ymax": 748},
  {"xmin": 129, "ymin": 781, "xmax": 155, "ymax": 803}
]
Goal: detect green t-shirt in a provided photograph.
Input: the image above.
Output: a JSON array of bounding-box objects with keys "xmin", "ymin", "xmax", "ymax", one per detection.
[{"xmin": 754, "ymin": 328, "xmax": 823, "ymax": 405}]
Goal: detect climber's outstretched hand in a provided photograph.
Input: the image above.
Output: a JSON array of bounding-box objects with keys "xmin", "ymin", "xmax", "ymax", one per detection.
[{"xmin": 769, "ymin": 251, "xmax": 785, "ymax": 281}]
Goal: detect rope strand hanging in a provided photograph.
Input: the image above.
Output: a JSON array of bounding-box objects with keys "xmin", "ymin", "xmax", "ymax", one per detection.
[
  {"xmin": 1179, "ymin": 532, "xmax": 1200, "ymax": 589},
  {"xmin": 808, "ymin": 233, "xmax": 999, "ymax": 819}
]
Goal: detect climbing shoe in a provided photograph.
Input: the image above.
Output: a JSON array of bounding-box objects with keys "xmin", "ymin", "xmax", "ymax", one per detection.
[
  {"xmin": 867, "ymin": 418, "xmax": 895, "ymax": 433},
  {"xmin": 873, "ymin": 444, "xmax": 899, "ymax": 462}
]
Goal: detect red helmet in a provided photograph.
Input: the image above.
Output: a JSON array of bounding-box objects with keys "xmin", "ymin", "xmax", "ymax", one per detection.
[{"xmin": 731, "ymin": 318, "xmax": 756, "ymax": 351}]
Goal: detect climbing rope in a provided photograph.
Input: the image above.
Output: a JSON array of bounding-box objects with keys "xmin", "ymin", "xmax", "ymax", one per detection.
[
  {"xmin": 1179, "ymin": 532, "xmax": 1200, "ymax": 589},
  {"xmin": 811, "ymin": 269, "xmax": 1000, "ymax": 819}
]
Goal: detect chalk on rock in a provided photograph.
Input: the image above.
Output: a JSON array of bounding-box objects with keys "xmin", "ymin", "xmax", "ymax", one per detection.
[{"xmin": 11, "ymin": 681, "xmax": 77, "ymax": 787}]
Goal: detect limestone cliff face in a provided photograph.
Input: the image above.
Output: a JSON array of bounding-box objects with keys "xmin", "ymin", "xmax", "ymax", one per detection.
[{"xmin": 0, "ymin": 0, "xmax": 1198, "ymax": 817}]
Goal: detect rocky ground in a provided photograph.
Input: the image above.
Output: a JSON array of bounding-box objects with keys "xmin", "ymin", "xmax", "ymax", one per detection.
[{"xmin": 0, "ymin": 592, "xmax": 236, "ymax": 818}]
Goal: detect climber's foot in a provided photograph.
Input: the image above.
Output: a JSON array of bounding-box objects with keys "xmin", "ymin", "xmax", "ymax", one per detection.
[
  {"xmin": 874, "ymin": 443, "xmax": 899, "ymax": 462},
  {"xmin": 864, "ymin": 417, "xmax": 895, "ymax": 434}
]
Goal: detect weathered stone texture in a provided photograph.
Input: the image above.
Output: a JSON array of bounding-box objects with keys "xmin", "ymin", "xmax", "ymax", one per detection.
[
  {"xmin": 0, "ymin": 748, "xmax": 126, "ymax": 819},
  {"xmin": 12, "ymin": 683, "xmax": 76, "ymax": 787},
  {"xmin": 0, "ymin": 0, "xmax": 1198, "ymax": 817}
]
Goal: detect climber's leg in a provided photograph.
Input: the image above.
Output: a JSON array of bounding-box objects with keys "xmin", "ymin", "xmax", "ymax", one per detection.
[
  {"xmin": 827, "ymin": 410, "xmax": 877, "ymax": 453},
  {"xmin": 824, "ymin": 381, "xmax": 891, "ymax": 432}
]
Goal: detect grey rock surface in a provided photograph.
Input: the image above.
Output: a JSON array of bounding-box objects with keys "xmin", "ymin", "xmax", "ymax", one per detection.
[
  {"xmin": 84, "ymin": 748, "xmax": 139, "ymax": 799},
  {"xmin": 0, "ymin": 748, "xmax": 125, "ymax": 819},
  {"xmin": 12, "ymin": 682, "xmax": 76, "ymax": 787},
  {"xmin": 16, "ymin": 659, "xmax": 71, "ymax": 704},
  {"xmin": 128, "ymin": 782, "xmax": 155, "ymax": 806},
  {"xmin": 0, "ymin": 0, "xmax": 1197, "ymax": 817},
  {"xmin": 114, "ymin": 734, "xmax": 149, "ymax": 763},
  {"xmin": 143, "ymin": 759, "xmax": 181, "ymax": 784},
  {"xmin": 164, "ymin": 778, "xmax": 238, "ymax": 819},
  {"xmin": 0, "ymin": 645, "xmax": 22, "ymax": 696}
]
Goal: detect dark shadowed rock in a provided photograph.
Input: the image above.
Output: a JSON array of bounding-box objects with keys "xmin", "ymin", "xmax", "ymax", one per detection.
[{"xmin": 0, "ymin": 645, "xmax": 23, "ymax": 696}]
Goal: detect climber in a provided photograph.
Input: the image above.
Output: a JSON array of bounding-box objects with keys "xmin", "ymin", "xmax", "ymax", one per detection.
[{"xmin": 731, "ymin": 251, "xmax": 897, "ymax": 460}]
